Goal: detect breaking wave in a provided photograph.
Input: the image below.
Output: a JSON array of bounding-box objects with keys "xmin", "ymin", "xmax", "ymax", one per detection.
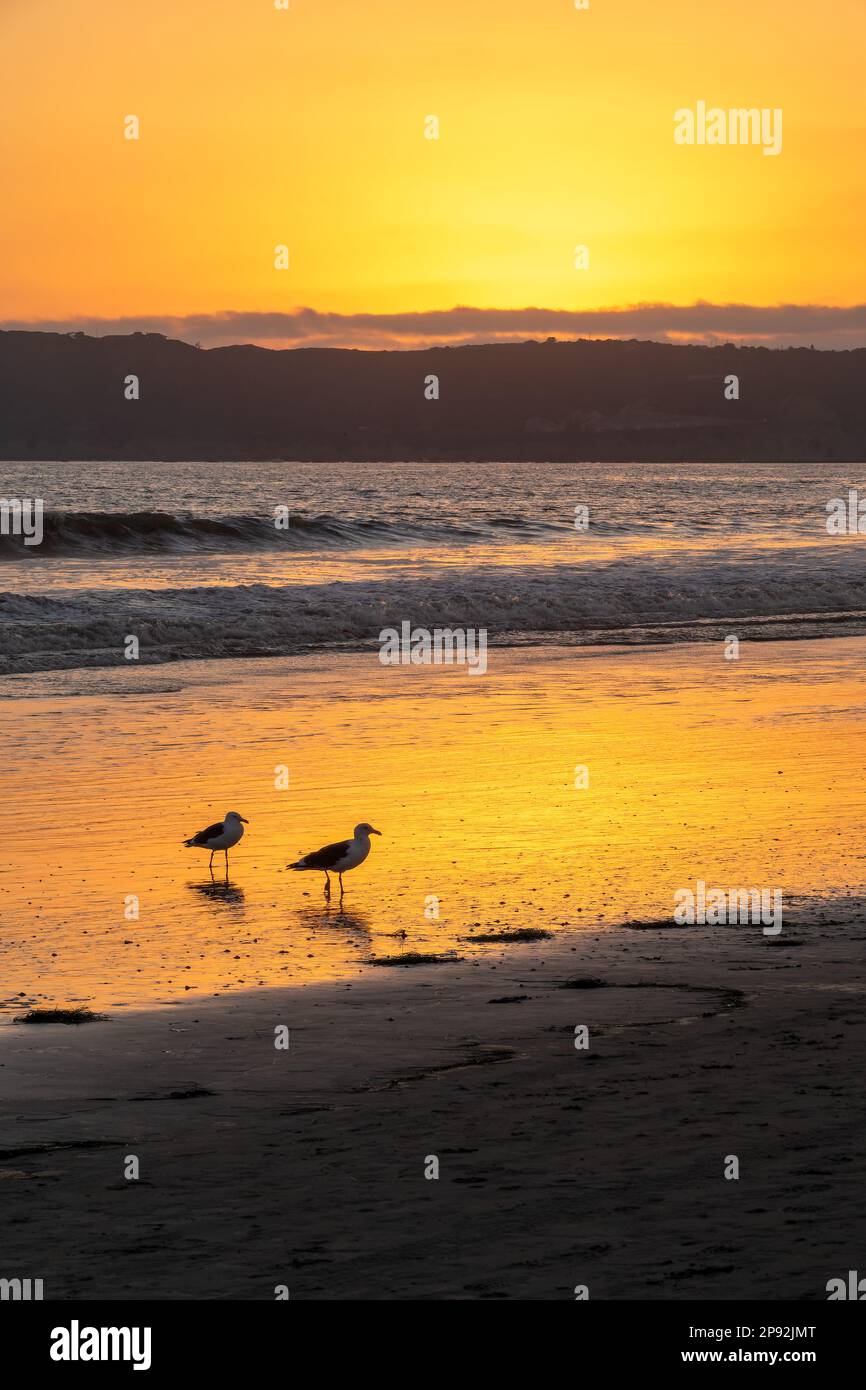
[
  {"xmin": 3, "ymin": 547, "xmax": 866, "ymax": 674},
  {"xmin": 0, "ymin": 508, "xmax": 570, "ymax": 558}
]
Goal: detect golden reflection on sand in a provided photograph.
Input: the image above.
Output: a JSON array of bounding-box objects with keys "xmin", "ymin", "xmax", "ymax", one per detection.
[{"xmin": 1, "ymin": 638, "xmax": 865, "ymax": 1017}]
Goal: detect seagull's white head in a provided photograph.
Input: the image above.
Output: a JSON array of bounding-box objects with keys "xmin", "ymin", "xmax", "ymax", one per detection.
[
  {"xmin": 226, "ymin": 811, "xmax": 249, "ymax": 824},
  {"xmin": 354, "ymin": 822, "xmax": 382, "ymax": 838}
]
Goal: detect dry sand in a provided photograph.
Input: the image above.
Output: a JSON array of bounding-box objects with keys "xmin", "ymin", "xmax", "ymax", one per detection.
[{"xmin": 2, "ymin": 916, "xmax": 864, "ymax": 1300}]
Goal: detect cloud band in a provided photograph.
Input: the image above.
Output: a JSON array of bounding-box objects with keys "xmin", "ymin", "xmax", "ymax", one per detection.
[{"xmin": 3, "ymin": 302, "xmax": 865, "ymax": 351}]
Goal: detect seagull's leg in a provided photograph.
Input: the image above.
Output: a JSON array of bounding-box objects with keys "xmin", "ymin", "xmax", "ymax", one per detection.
[
  {"xmin": 225, "ymin": 849, "xmax": 229, "ymax": 875},
  {"xmin": 209, "ymin": 851, "xmax": 214, "ymax": 873},
  {"xmin": 324, "ymin": 871, "xmax": 331, "ymax": 898},
  {"xmin": 339, "ymin": 873, "xmax": 345, "ymax": 899}
]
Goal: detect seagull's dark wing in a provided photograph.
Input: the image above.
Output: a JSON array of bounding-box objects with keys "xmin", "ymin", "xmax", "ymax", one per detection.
[
  {"xmin": 302, "ymin": 838, "xmax": 352, "ymax": 869},
  {"xmin": 187, "ymin": 820, "xmax": 224, "ymax": 845}
]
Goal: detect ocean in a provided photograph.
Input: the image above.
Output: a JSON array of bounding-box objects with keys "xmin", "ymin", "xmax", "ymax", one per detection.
[{"xmin": 2, "ymin": 459, "xmax": 865, "ymax": 678}]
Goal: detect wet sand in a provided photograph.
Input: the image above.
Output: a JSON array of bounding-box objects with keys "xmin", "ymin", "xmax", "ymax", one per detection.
[
  {"xmin": 3, "ymin": 638, "xmax": 866, "ymax": 1016},
  {"xmin": 2, "ymin": 638, "xmax": 866, "ymax": 1298},
  {"xmin": 2, "ymin": 915, "xmax": 864, "ymax": 1300}
]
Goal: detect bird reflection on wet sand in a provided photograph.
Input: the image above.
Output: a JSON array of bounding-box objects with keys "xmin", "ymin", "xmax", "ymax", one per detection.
[
  {"xmin": 295, "ymin": 902, "xmax": 372, "ymax": 940},
  {"xmin": 188, "ymin": 878, "xmax": 247, "ymax": 909}
]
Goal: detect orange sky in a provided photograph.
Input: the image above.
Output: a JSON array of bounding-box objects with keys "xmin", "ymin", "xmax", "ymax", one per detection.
[{"xmin": 1, "ymin": 0, "xmax": 864, "ymax": 346}]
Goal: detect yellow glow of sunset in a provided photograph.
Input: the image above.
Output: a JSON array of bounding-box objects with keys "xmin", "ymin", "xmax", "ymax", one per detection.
[{"xmin": 1, "ymin": 0, "xmax": 864, "ymax": 327}]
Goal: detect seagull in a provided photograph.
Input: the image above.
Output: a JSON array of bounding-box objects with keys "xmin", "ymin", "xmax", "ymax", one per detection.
[
  {"xmin": 289, "ymin": 823, "xmax": 381, "ymax": 898},
  {"xmin": 184, "ymin": 810, "xmax": 248, "ymax": 873}
]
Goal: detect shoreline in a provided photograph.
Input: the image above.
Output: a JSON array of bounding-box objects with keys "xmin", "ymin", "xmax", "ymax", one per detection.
[{"xmin": 5, "ymin": 617, "xmax": 866, "ymax": 687}]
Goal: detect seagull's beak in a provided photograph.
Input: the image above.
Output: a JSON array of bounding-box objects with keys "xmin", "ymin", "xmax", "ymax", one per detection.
[
  {"xmin": 240, "ymin": 817, "xmax": 249, "ymax": 824},
  {"xmin": 371, "ymin": 828, "xmax": 382, "ymax": 836}
]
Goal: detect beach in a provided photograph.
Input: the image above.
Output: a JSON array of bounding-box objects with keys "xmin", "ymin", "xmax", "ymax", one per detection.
[
  {"xmin": 4, "ymin": 0, "xmax": 865, "ymax": 1325},
  {"xmin": 2, "ymin": 913, "xmax": 864, "ymax": 1300},
  {"xmin": 2, "ymin": 636, "xmax": 865, "ymax": 1298}
]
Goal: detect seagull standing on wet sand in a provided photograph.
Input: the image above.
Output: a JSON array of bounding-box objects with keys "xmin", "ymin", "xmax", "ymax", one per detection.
[
  {"xmin": 289, "ymin": 823, "xmax": 381, "ymax": 898},
  {"xmin": 184, "ymin": 810, "xmax": 248, "ymax": 873}
]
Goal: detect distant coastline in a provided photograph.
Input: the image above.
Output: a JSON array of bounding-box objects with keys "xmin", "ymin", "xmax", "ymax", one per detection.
[{"xmin": 2, "ymin": 331, "xmax": 864, "ymax": 462}]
